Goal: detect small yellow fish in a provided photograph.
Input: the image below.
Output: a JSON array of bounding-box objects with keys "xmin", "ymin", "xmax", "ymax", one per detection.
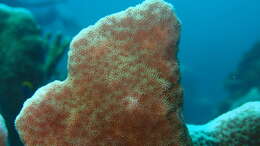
[{"xmin": 21, "ymin": 81, "xmax": 33, "ymax": 90}]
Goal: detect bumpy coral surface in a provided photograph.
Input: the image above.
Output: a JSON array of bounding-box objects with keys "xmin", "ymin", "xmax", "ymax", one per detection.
[
  {"xmin": 15, "ymin": 0, "xmax": 192, "ymax": 145},
  {"xmin": 188, "ymin": 102, "xmax": 260, "ymax": 145},
  {"xmin": 0, "ymin": 114, "xmax": 8, "ymax": 146}
]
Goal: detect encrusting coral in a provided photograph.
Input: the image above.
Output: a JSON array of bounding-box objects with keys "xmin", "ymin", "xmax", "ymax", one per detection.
[
  {"xmin": 0, "ymin": 3, "xmax": 68, "ymax": 146},
  {"xmin": 0, "ymin": 114, "xmax": 8, "ymax": 146},
  {"xmin": 15, "ymin": 0, "xmax": 193, "ymax": 145},
  {"xmin": 188, "ymin": 101, "xmax": 260, "ymax": 145}
]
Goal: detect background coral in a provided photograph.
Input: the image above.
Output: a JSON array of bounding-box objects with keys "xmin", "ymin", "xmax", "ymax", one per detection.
[
  {"xmin": 15, "ymin": 0, "xmax": 192, "ymax": 145},
  {"xmin": 218, "ymin": 41, "xmax": 260, "ymax": 114},
  {"xmin": 0, "ymin": 3, "xmax": 68, "ymax": 146},
  {"xmin": 226, "ymin": 41, "xmax": 260, "ymax": 97},
  {"xmin": 188, "ymin": 102, "xmax": 260, "ymax": 145},
  {"xmin": 0, "ymin": 0, "xmax": 82, "ymax": 37}
]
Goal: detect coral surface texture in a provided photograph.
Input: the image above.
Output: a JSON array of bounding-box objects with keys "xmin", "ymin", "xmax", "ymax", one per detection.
[
  {"xmin": 188, "ymin": 102, "xmax": 260, "ymax": 145},
  {"xmin": 15, "ymin": 0, "xmax": 192, "ymax": 145}
]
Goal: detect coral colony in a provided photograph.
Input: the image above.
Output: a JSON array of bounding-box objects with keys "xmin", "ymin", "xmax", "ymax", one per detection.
[
  {"xmin": 188, "ymin": 102, "xmax": 260, "ymax": 145},
  {"xmin": 15, "ymin": 0, "xmax": 192, "ymax": 145},
  {"xmin": 0, "ymin": 0, "xmax": 258, "ymax": 146}
]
